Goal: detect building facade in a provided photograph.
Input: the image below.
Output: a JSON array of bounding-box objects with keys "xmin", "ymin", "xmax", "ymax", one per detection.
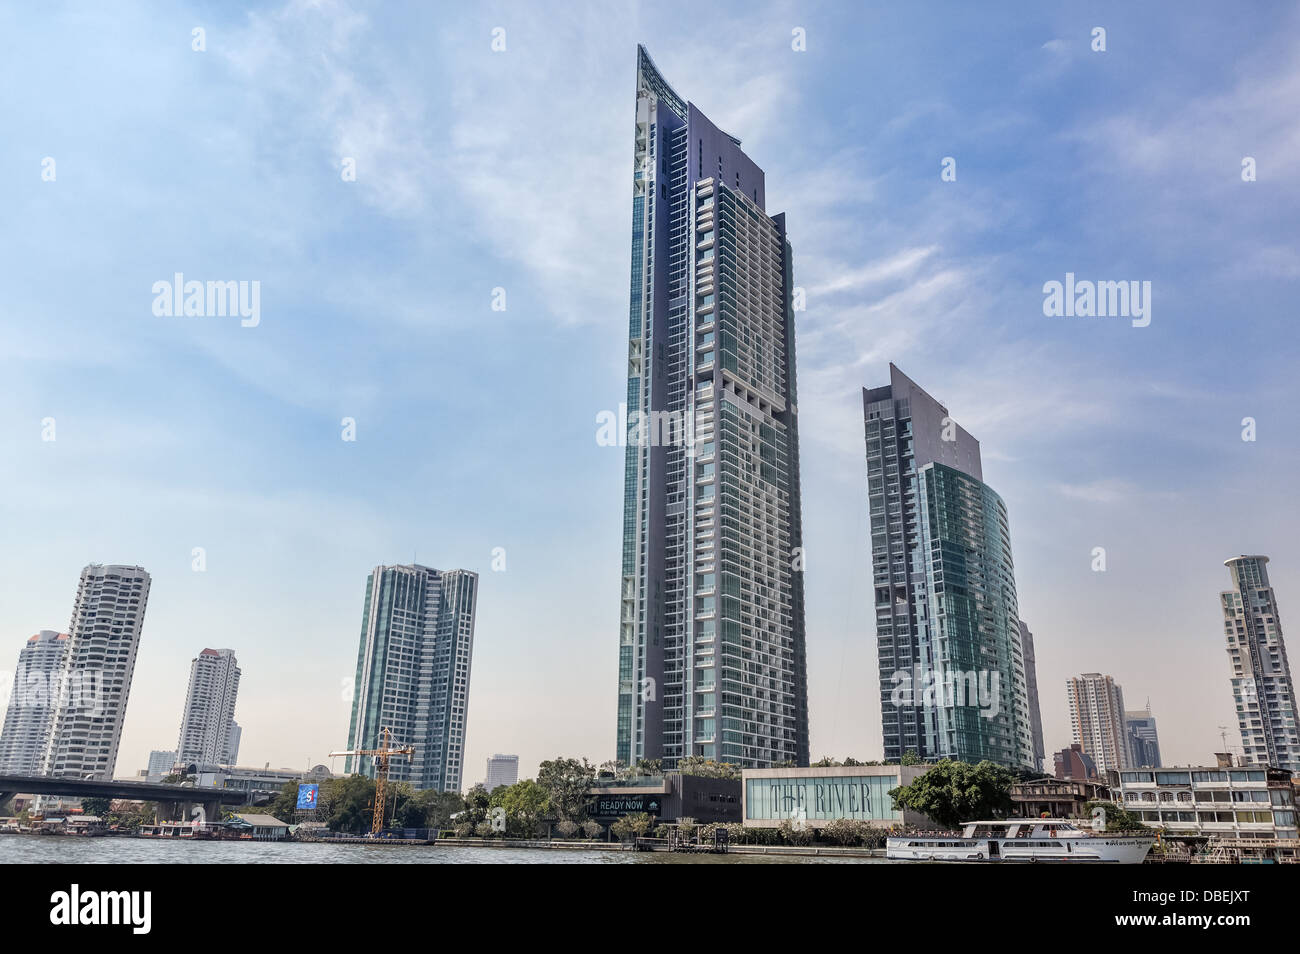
[
  {"xmin": 41, "ymin": 565, "xmax": 151, "ymax": 780},
  {"xmin": 588, "ymin": 773, "xmax": 741, "ymax": 825},
  {"xmin": 0, "ymin": 631, "xmax": 71, "ymax": 775},
  {"xmin": 1116, "ymin": 765, "xmax": 1297, "ymax": 843},
  {"xmin": 864, "ymin": 364, "xmax": 983, "ymax": 763},
  {"xmin": 484, "ymin": 754, "xmax": 519, "ymax": 792},
  {"xmin": 615, "ymin": 45, "xmax": 808, "ymax": 770},
  {"xmin": 1125, "ymin": 707, "xmax": 1161, "ymax": 768},
  {"xmin": 1020, "ymin": 621, "xmax": 1046, "ymax": 772},
  {"xmin": 741, "ymin": 765, "xmax": 935, "ymax": 829},
  {"xmin": 145, "ymin": 749, "xmax": 177, "ymax": 780},
  {"xmin": 1221, "ymin": 555, "xmax": 1300, "ymax": 773},
  {"xmin": 1066, "ymin": 673, "xmax": 1131, "ymax": 774},
  {"xmin": 1053, "ymin": 743, "xmax": 1099, "ymax": 781},
  {"xmin": 910, "ymin": 462, "xmax": 1036, "ymax": 770},
  {"xmin": 176, "ymin": 648, "xmax": 241, "ymax": 765},
  {"xmin": 347, "ymin": 564, "xmax": 478, "ymax": 792}
]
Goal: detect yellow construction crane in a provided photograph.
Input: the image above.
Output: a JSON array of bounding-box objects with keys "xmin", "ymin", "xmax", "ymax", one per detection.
[{"xmin": 329, "ymin": 727, "xmax": 414, "ymax": 835}]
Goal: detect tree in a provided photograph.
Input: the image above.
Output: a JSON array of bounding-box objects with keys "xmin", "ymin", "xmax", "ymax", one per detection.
[
  {"xmin": 632, "ymin": 758, "xmax": 662, "ymax": 777},
  {"xmin": 79, "ymin": 797, "xmax": 112, "ymax": 817},
  {"xmin": 888, "ymin": 759, "xmax": 1015, "ymax": 830},
  {"xmin": 610, "ymin": 811, "xmax": 653, "ymax": 841},
  {"xmin": 537, "ymin": 757, "xmax": 596, "ymax": 821},
  {"xmin": 497, "ymin": 779, "xmax": 549, "ymax": 834},
  {"xmin": 325, "ymin": 775, "xmax": 376, "ymax": 833},
  {"xmin": 581, "ymin": 819, "xmax": 604, "ymax": 839},
  {"xmin": 397, "ymin": 789, "xmax": 465, "ymax": 829},
  {"xmin": 813, "ymin": 756, "xmax": 841, "ymax": 767},
  {"xmin": 899, "ymin": 750, "xmax": 922, "ymax": 766}
]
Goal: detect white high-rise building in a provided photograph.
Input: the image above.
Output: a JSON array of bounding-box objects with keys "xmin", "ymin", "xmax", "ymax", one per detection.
[
  {"xmin": 1222, "ymin": 556, "xmax": 1300, "ymax": 772},
  {"xmin": 1066, "ymin": 673, "xmax": 1131, "ymax": 774},
  {"xmin": 0, "ymin": 630, "xmax": 71, "ymax": 775},
  {"xmin": 41, "ymin": 564, "xmax": 151, "ymax": 780},
  {"xmin": 176, "ymin": 648, "xmax": 241, "ymax": 766},
  {"xmin": 485, "ymin": 754, "xmax": 519, "ymax": 791},
  {"xmin": 346, "ymin": 565, "xmax": 479, "ymax": 793}
]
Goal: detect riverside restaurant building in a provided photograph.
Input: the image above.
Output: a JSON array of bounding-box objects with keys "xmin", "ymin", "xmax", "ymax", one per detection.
[{"xmin": 742, "ymin": 765, "xmax": 935, "ymax": 829}]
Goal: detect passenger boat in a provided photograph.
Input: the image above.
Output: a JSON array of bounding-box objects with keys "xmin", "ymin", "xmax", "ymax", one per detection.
[{"xmin": 887, "ymin": 819, "xmax": 1154, "ymax": 863}]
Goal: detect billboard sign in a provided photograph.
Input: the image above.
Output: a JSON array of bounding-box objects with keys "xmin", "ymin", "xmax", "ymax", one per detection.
[{"xmin": 296, "ymin": 783, "xmax": 319, "ymax": 810}]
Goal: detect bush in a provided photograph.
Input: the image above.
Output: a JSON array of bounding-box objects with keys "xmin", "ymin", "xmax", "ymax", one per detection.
[
  {"xmin": 779, "ymin": 818, "xmax": 814, "ymax": 846},
  {"xmin": 555, "ymin": 819, "xmax": 579, "ymax": 838},
  {"xmin": 581, "ymin": 820, "xmax": 604, "ymax": 839},
  {"xmin": 474, "ymin": 821, "xmax": 494, "ymax": 838}
]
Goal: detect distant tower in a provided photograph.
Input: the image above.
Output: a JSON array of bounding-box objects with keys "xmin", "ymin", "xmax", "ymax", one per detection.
[
  {"xmin": 1066, "ymin": 673, "xmax": 1130, "ymax": 773},
  {"xmin": 1124, "ymin": 703, "xmax": 1162, "ymax": 768},
  {"xmin": 1222, "ymin": 556, "xmax": 1300, "ymax": 772},
  {"xmin": 1019, "ymin": 621, "xmax": 1047, "ymax": 772},
  {"xmin": 484, "ymin": 754, "xmax": 520, "ymax": 791},
  {"xmin": 0, "ymin": 631, "xmax": 71, "ymax": 775},
  {"xmin": 347, "ymin": 564, "xmax": 479, "ymax": 792},
  {"xmin": 42, "ymin": 565, "xmax": 151, "ymax": 780},
  {"xmin": 177, "ymin": 648, "xmax": 241, "ymax": 765}
]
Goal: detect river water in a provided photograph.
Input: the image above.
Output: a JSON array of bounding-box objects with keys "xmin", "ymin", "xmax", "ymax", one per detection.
[{"xmin": 0, "ymin": 835, "xmax": 878, "ymax": 864}]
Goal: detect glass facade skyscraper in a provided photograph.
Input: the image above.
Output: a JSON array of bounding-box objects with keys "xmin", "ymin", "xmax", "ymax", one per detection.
[
  {"xmin": 913, "ymin": 463, "xmax": 1036, "ymax": 770},
  {"xmin": 864, "ymin": 365, "xmax": 982, "ymax": 762},
  {"xmin": 616, "ymin": 46, "xmax": 808, "ymax": 769},
  {"xmin": 1222, "ymin": 555, "xmax": 1300, "ymax": 773},
  {"xmin": 347, "ymin": 564, "xmax": 478, "ymax": 792}
]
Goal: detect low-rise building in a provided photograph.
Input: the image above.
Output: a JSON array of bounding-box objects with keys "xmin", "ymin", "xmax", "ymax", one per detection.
[
  {"xmin": 587, "ymin": 773, "xmax": 740, "ymax": 825},
  {"xmin": 1011, "ymin": 778, "xmax": 1110, "ymax": 819},
  {"xmin": 741, "ymin": 765, "xmax": 935, "ymax": 829},
  {"xmin": 230, "ymin": 812, "xmax": 290, "ymax": 841},
  {"xmin": 1115, "ymin": 765, "xmax": 1296, "ymax": 842}
]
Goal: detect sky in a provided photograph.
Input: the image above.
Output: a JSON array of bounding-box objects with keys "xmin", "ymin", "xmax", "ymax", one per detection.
[{"xmin": 1, "ymin": 1, "xmax": 1298, "ymax": 784}]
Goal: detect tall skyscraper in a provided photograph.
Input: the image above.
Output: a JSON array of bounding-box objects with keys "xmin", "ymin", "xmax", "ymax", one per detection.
[
  {"xmin": 176, "ymin": 648, "xmax": 241, "ymax": 765},
  {"xmin": 1125, "ymin": 706, "xmax": 1161, "ymax": 768},
  {"xmin": 615, "ymin": 46, "xmax": 808, "ymax": 769},
  {"xmin": 347, "ymin": 564, "xmax": 479, "ymax": 792},
  {"xmin": 1019, "ymin": 621, "xmax": 1047, "ymax": 772},
  {"xmin": 485, "ymin": 753, "xmax": 520, "ymax": 791},
  {"xmin": 865, "ymin": 364, "xmax": 983, "ymax": 762},
  {"xmin": 1066, "ymin": 673, "xmax": 1130, "ymax": 774},
  {"xmin": 0, "ymin": 630, "xmax": 70, "ymax": 775},
  {"xmin": 1221, "ymin": 555, "xmax": 1300, "ymax": 772},
  {"xmin": 41, "ymin": 564, "xmax": 151, "ymax": 780},
  {"xmin": 911, "ymin": 462, "xmax": 1036, "ymax": 769}
]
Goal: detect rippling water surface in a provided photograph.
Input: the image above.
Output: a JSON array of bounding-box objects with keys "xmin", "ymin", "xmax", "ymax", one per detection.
[{"xmin": 0, "ymin": 835, "xmax": 880, "ymax": 864}]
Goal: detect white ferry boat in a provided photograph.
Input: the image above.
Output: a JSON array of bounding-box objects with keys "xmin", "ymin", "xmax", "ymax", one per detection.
[{"xmin": 887, "ymin": 819, "xmax": 1154, "ymax": 863}]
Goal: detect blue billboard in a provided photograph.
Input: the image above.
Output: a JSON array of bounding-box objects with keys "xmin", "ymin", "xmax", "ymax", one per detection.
[{"xmin": 296, "ymin": 783, "xmax": 319, "ymax": 810}]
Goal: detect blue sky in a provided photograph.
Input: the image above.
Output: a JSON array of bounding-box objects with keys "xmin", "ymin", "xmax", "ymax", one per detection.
[{"xmin": 2, "ymin": 1, "xmax": 1298, "ymax": 782}]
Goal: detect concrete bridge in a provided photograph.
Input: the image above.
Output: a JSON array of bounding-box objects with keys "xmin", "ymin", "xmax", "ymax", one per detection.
[{"xmin": 0, "ymin": 773, "xmax": 248, "ymax": 823}]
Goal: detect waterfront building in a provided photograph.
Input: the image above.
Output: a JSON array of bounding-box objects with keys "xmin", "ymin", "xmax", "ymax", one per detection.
[
  {"xmin": 1011, "ymin": 777, "xmax": 1110, "ymax": 819},
  {"xmin": 176, "ymin": 648, "xmax": 241, "ymax": 766},
  {"xmin": 587, "ymin": 773, "xmax": 741, "ymax": 825},
  {"xmin": 1115, "ymin": 764, "xmax": 1297, "ymax": 843},
  {"xmin": 741, "ymin": 764, "xmax": 936, "ymax": 829},
  {"xmin": 865, "ymin": 365, "xmax": 983, "ymax": 762},
  {"xmin": 1020, "ymin": 621, "xmax": 1046, "ymax": 772},
  {"xmin": 0, "ymin": 631, "xmax": 70, "ymax": 775},
  {"xmin": 911, "ymin": 460, "xmax": 1036, "ymax": 770},
  {"xmin": 1125, "ymin": 706, "xmax": 1162, "ymax": 768},
  {"xmin": 1221, "ymin": 555, "xmax": 1300, "ymax": 773},
  {"xmin": 41, "ymin": 565, "xmax": 151, "ymax": 780},
  {"xmin": 484, "ymin": 754, "xmax": 519, "ymax": 792},
  {"xmin": 346, "ymin": 564, "xmax": 478, "ymax": 792},
  {"xmin": 145, "ymin": 749, "xmax": 177, "ymax": 781},
  {"xmin": 1066, "ymin": 673, "xmax": 1131, "ymax": 774},
  {"xmin": 1053, "ymin": 743, "xmax": 1100, "ymax": 781},
  {"xmin": 615, "ymin": 45, "xmax": 809, "ymax": 770}
]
